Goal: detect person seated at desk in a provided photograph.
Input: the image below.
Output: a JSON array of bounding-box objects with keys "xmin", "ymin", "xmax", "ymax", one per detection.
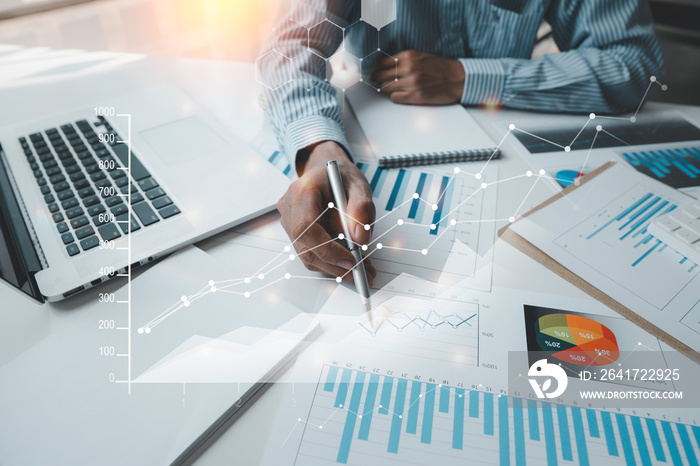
[{"xmin": 261, "ymin": 0, "xmax": 663, "ymax": 282}]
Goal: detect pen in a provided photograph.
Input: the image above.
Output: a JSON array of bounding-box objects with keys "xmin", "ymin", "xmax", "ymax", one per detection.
[{"xmin": 325, "ymin": 160, "xmax": 374, "ymax": 331}]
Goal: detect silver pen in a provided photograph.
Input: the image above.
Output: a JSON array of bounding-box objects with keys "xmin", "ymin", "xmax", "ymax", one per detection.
[{"xmin": 326, "ymin": 160, "xmax": 374, "ymax": 330}]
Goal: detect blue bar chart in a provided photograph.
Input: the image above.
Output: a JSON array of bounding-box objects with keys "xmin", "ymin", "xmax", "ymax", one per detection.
[
  {"xmin": 353, "ymin": 161, "xmax": 497, "ymax": 287},
  {"xmin": 621, "ymin": 146, "xmax": 700, "ymax": 189},
  {"xmin": 293, "ymin": 366, "xmax": 700, "ymax": 466},
  {"xmin": 554, "ymin": 185, "xmax": 698, "ymax": 309},
  {"xmin": 267, "ymin": 150, "xmax": 294, "ymax": 178}
]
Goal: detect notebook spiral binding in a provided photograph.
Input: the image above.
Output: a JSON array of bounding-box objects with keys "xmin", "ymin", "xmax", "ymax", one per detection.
[{"xmin": 378, "ymin": 148, "xmax": 502, "ymax": 168}]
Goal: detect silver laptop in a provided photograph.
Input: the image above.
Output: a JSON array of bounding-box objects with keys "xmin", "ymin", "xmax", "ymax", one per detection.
[{"xmin": 0, "ymin": 87, "xmax": 289, "ymax": 301}]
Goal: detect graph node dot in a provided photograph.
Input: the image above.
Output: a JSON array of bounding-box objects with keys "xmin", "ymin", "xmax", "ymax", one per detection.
[
  {"xmin": 508, "ymin": 123, "xmax": 515, "ymax": 130},
  {"xmin": 361, "ymin": 244, "xmax": 368, "ymax": 251},
  {"xmin": 413, "ymin": 192, "xmax": 419, "ymax": 199},
  {"xmin": 450, "ymin": 219, "xmax": 456, "ymax": 226},
  {"xmin": 650, "ymin": 75, "xmax": 656, "ymax": 82},
  {"xmin": 183, "ymin": 301, "xmax": 190, "ymax": 307},
  {"xmin": 258, "ymin": 273, "xmax": 265, "ymax": 280},
  {"xmin": 399, "ymin": 415, "xmax": 402, "ymax": 418},
  {"xmin": 539, "ymin": 169, "xmax": 546, "ymax": 175},
  {"xmin": 319, "ymin": 426, "xmax": 323, "ymax": 429},
  {"xmin": 338, "ymin": 233, "xmax": 345, "ymax": 240},
  {"xmin": 475, "ymin": 173, "xmax": 482, "ymax": 180},
  {"xmin": 364, "ymin": 224, "xmax": 370, "ymax": 231},
  {"xmin": 661, "ymin": 84, "xmax": 668, "ymax": 91},
  {"xmin": 298, "ymin": 418, "xmax": 301, "ymax": 422},
  {"xmin": 285, "ymin": 273, "xmax": 291, "ymax": 279},
  {"xmin": 509, "ymin": 216, "xmax": 515, "ymax": 223},
  {"xmin": 397, "ymin": 219, "xmax": 404, "ymax": 225},
  {"xmin": 328, "ymin": 202, "xmax": 334, "ymax": 208},
  {"xmin": 419, "ymin": 394, "xmax": 422, "ymax": 398},
  {"xmin": 181, "ymin": 295, "xmax": 187, "ymax": 302},
  {"xmin": 377, "ymin": 243, "xmax": 383, "ymax": 249},
  {"xmin": 336, "ymin": 277, "xmax": 342, "ymax": 283},
  {"xmin": 481, "ymin": 182, "xmax": 488, "ymax": 189},
  {"xmin": 432, "ymin": 204, "xmax": 438, "ymax": 211},
  {"xmin": 439, "ymin": 384, "xmax": 442, "ymax": 387},
  {"xmin": 430, "ymin": 224, "xmax": 436, "ymax": 230},
  {"xmin": 244, "ymin": 278, "xmax": 251, "ymax": 284},
  {"xmin": 244, "ymin": 291, "xmax": 251, "ymax": 298},
  {"xmin": 596, "ymin": 125, "xmax": 603, "ymax": 131},
  {"xmin": 284, "ymin": 245, "xmax": 291, "ymax": 252},
  {"xmin": 359, "ymin": 415, "xmax": 362, "ymax": 418},
  {"xmin": 453, "ymin": 167, "xmax": 460, "ymax": 173},
  {"xmin": 210, "ymin": 286, "xmax": 217, "ymax": 292},
  {"xmin": 630, "ymin": 116, "xmax": 637, "ymax": 123},
  {"xmin": 137, "ymin": 328, "xmax": 143, "ymax": 334},
  {"xmin": 377, "ymin": 89, "xmax": 381, "ymax": 92},
  {"xmin": 589, "ymin": 113, "xmax": 596, "ymax": 119},
  {"xmin": 422, "ymin": 249, "xmax": 428, "ymax": 255},
  {"xmin": 145, "ymin": 327, "xmax": 151, "ymax": 334},
  {"xmin": 379, "ymin": 405, "xmax": 383, "ymax": 408},
  {"xmin": 526, "ymin": 170, "xmax": 533, "ymax": 177},
  {"xmin": 638, "ymin": 342, "xmax": 641, "ymax": 345},
  {"xmin": 289, "ymin": 254, "xmax": 296, "ymax": 261},
  {"xmin": 564, "ymin": 146, "xmax": 571, "ymax": 152},
  {"xmin": 208, "ymin": 280, "xmax": 215, "ymax": 286}
]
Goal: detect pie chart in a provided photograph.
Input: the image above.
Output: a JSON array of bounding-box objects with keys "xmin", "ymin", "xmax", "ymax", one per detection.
[{"xmin": 535, "ymin": 313, "xmax": 619, "ymax": 366}]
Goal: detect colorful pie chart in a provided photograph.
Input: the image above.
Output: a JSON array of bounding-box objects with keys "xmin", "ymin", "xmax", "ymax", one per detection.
[{"xmin": 535, "ymin": 313, "xmax": 619, "ymax": 366}]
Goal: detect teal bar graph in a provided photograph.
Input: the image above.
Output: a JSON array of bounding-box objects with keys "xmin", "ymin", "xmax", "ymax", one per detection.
[
  {"xmin": 421, "ymin": 383, "xmax": 435, "ymax": 444},
  {"xmin": 527, "ymin": 400, "xmax": 539, "ymax": 441},
  {"xmin": 313, "ymin": 367, "xmax": 700, "ymax": 465},
  {"xmin": 406, "ymin": 381, "xmax": 421, "ymax": 434},
  {"xmin": 453, "ymin": 388, "xmax": 465, "ymax": 450},
  {"xmin": 338, "ymin": 372, "xmax": 366, "ymax": 463},
  {"xmin": 586, "ymin": 409, "xmax": 600, "ymax": 438},
  {"xmin": 388, "ymin": 378, "xmax": 408, "ymax": 453},
  {"xmin": 646, "ymin": 418, "xmax": 666, "ymax": 462},
  {"xmin": 439, "ymin": 385, "xmax": 450, "ymax": 413},
  {"xmin": 358, "ymin": 374, "xmax": 379, "ymax": 441},
  {"xmin": 335, "ymin": 369, "xmax": 352, "ymax": 408},
  {"xmin": 484, "ymin": 392, "xmax": 494, "ymax": 435},
  {"xmin": 630, "ymin": 416, "xmax": 652, "ymax": 466},
  {"xmin": 557, "ymin": 405, "xmax": 573, "ymax": 461},
  {"xmin": 324, "ymin": 365, "xmax": 339, "ymax": 392},
  {"xmin": 542, "ymin": 402, "xmax": 558, "ymax": 466},
  {"xmin": 499, "ymin": 395, "xmax": 510, "ymax": 466},
  {"xmin": 469, "ymin": 390, "xmax": 479, "ymax": 418},
  {"xmin": 571, "ymin": 408, "xmax": 589, "ymax": 466},
  {"xmin": 513, "ymin": 397, "xmax": 526, "ymax": 466}
]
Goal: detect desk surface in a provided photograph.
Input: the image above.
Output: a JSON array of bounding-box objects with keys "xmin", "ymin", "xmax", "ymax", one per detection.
[{"xmin": 1, "ymin": 45, "xmax": 685, "ymax": 465}]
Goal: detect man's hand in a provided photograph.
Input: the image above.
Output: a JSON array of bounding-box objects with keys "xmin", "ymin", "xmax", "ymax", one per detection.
[
  {"xmin": 371, "ymin": 50, "xmax": 465, "ymax": 105},
  {"xmin": 278, "ymin": 141, "xmax": 377, "ymax": 284}
]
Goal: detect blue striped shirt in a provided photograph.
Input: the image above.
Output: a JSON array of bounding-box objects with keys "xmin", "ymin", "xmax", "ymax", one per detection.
[{"xmin": 260, "ymin": 0, "xmax": 663, "ymax": 164}]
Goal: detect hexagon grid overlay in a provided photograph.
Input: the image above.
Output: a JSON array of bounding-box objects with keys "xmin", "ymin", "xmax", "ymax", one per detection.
[
  {"xmin": 361, "ymin": 0, "xmax": 397, "ymax": 30},
  {"xmin": 328, "ymin": 50, "xmax": 362, "ymax": 91},
  {"xmin": 256, "ymin": 50, "xmax": 292, "ymax": 91}
]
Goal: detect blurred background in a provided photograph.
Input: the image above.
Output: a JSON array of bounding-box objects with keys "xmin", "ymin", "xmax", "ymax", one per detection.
[{"xmin": 0, "ymin": 0, "xmax": 698, "ymax": 104}]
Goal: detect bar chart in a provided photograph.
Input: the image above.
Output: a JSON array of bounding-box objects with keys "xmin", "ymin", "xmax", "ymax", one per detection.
[
  {"xmin": 293, "ymin": 365, "xmax": 700, "ymax": 466},
  {"xmin": 621, "ymin": 146, "xmax": 700, "ymax": 189},
  {"xmin": 356, "ymin": 161, "xmax": 497, "ymax": 287},
  {"xmin": 267, "ymin": 150, "xmax": 294, "ymax": 179},
  {"xmin": 554, "ymin": 184, "xmax": 698, "ymax": 309}
]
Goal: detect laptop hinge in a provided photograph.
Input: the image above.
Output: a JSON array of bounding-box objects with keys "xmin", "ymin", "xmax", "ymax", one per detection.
[{"xmin": 0, "ymin": 144, "xmax": 46, "ymax": 302}]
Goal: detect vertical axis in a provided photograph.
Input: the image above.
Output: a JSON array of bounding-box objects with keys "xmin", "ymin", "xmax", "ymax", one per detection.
[{"xmin": 118, "ymin": 113, "xmax": 133, "ymax": 395}]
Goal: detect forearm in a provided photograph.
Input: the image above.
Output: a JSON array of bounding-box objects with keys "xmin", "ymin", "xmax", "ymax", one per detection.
[{"xmin": 259, "ymin": 2, "xmax": 356, "ymax": 167}]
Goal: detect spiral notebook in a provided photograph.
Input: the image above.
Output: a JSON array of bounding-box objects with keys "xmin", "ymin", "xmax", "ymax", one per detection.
[{"xmin": 346, "ymin": 85, "xmax": 501, "ymax": 168}]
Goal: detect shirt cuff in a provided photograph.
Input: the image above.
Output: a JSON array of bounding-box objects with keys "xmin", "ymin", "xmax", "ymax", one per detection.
[
  {"xmin": 458, "ymin": 58, "xmax": 507, "ymax": 106},
  {"xmin": 283, "ymin": 115, "xmax": 351, "ymax": 166}
]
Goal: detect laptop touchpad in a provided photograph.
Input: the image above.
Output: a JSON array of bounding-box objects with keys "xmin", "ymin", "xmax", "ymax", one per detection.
[{"xmin": 140, "ymin": 116, "xmax": 229, "ymax": 166}]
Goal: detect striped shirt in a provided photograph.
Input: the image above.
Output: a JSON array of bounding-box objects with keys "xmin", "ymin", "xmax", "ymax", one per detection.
[{"xmin": 259, "ymin": 0, "xmax": 663, "ymax": 164}]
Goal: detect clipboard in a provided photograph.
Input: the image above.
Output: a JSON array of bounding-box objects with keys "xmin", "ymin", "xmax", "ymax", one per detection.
[{"xmin": 498, "ymin": 161, "xmax": 700, "ymax": 364}]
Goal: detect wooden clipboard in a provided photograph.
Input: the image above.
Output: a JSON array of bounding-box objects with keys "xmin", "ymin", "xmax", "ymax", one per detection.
[{"xmin": 498, "ymin": 161, "xmax": 700, "ymax": 364}]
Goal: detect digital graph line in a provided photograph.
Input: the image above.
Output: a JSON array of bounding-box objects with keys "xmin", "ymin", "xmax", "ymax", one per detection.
[{"xmin": 136, "ymin": 167, "xmax": 548, "ymax": 334}]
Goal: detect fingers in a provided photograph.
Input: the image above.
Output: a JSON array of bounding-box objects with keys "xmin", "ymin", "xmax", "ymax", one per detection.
[{"xmin": 344, "ymin": 172, "xmax": 376, "ymax": 245}]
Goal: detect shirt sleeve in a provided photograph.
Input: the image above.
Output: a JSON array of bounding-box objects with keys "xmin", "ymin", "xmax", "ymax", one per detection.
[
  {"xmin": 458, "ymin": 0, "xmax": 663, "ymax": 114},
  {"xmin": 259, "ymin": 1, "xmax": 359, "ymax": 167}
]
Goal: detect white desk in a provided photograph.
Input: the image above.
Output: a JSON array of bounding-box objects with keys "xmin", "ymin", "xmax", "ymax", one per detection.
[{"xmin": 1, "ymin": 45, "xmax": 661, "ymax": 465}]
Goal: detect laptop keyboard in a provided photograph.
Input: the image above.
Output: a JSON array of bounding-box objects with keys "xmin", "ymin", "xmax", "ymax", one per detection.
[{"xmin": 19, "ymin": 116, "xmax": 180, "ymax": 257}]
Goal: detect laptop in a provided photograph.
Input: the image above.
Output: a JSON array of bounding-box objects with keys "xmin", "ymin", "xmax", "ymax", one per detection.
[{"xmin": 0, "ymin": 86, "xmax": 290, "ymax": 302}]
